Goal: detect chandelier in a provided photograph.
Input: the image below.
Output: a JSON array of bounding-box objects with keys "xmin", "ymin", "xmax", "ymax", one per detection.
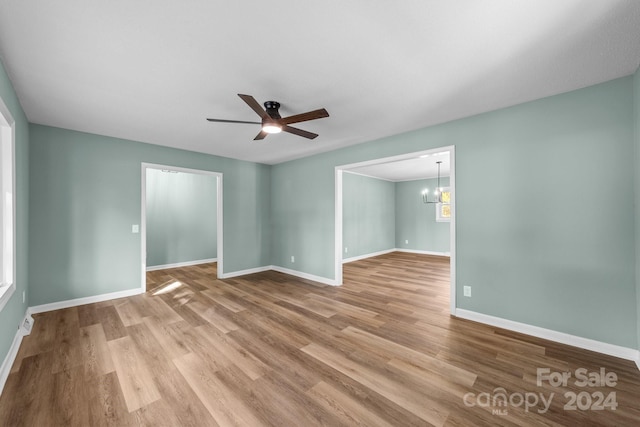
[{"xmin": 421, "ymin": 161, "xmax": 444, "ymax": 204}]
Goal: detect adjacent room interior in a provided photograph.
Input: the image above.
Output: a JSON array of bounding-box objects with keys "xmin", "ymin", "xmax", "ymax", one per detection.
[
  {"xmin": 1, "ymin": 1, "xmax": 640, "ymax": 425},
  {"xmin": 338, "ymin": 148, "xmax": 454, "ymax": 308},
  {"xmin": 142, "ymin": 165, "xmax": 222, "ymax": 290}
]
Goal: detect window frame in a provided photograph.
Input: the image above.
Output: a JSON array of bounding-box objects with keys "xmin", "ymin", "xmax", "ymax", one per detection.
[
  {"xmin": 0, "ymin": 95, "xmax": 16, "ymax": 312},
  {"xmin": 436, "ymin": 186, "xmax": 451, "ymax": 223}
]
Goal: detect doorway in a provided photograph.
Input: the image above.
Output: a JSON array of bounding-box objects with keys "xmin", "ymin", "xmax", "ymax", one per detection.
[
  {"xmin": 335, "ymin": 146, "xmax": 456, "ymax": 314},
  {"xmin": 140, "ymin": 163, "xmax": 223, "ymax": 291}
]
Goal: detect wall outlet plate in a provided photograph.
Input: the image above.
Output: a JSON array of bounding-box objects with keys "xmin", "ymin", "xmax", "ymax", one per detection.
[
  {"xmin": 463, "ymin": 286, "xmax": 471, "ymax": 297},
  {"xmin": 20, "ymin": 314, "xmax": 34, "ymax": 336}
]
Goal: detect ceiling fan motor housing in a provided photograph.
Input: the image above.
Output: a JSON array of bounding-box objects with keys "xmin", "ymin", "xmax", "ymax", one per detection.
[{"xmin": 264, "ymin": 101, "xmax": 281, "ymax": 119}]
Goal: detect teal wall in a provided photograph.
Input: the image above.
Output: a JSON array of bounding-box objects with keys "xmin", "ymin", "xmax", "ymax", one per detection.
[
  {"xmin": 342, "ymin": 172, "xmax": 395, "ymax": 258},
  {"xmin": 28, "ymin": 125, "xmax": 271, "ymax": 306},
  {"xmin": 270, "ymin": 157, "xmax": 333, "ymax": 277},
  {"xmin": 271, "ymin": 76, "xmax": 637, "ymax": 348},
  {"xmin": 0, "ymin": 59, "xmax": 29, "ymax": 370},
  {"xmin": 395, "ymin": 177, "xmax": 450, "ymax": 253},
  {"xmin": 634, "ymin": 67, "xmax": 640, "ymax": 354},
  {"xmin": 146, "ymin": 169, "xmax": 217, "ymax": 267}
]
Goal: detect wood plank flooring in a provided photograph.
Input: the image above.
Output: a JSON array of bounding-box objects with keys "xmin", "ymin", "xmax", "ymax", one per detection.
[{"xmin": 1, "ymin": 252, "xmax": 640, "ymax": 426}]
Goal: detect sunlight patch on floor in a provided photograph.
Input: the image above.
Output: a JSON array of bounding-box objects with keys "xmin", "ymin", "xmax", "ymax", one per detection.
[{"xmin": 153, "ymin": 280, "xmax": 182, "ymax": 295}]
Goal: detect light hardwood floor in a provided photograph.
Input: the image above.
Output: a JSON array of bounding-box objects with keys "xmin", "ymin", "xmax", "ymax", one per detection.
[{"xmin": 1, "ymin": 252, "xmax": 639, "ymax": 426}]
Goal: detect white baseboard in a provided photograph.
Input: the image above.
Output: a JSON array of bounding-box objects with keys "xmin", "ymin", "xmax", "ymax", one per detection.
[
  {"xmin": 0, "ymin": 320, "xmax": 25, "ymax": 395},
  {"xmin": 146, "ymin": 258, "xmax": 217, "ymax": 272},
  {"xmin": 219, "ymin": 265, "xmax": 272, "ymax": 279},
  {"xmin": 395, "ymin": 248, "xmax": 450, "ymax": 257},
  {"xmin": 220, "ymin": 265, "xmax": 339, "ymax": 286},
  {"xmin": 455, "ymin": 309, "xmax": 640, "ymax": 365},
  {"xmin": 27, "ymin": 263, "xmax": 334, "ymax": 316},
  {"xmin": 343, "ymin": 249, "xmax": 395, "ymax": 264},
  {"xmin": 343, "ymin": 248, "xmax": 449, "ymax": 264},
  {"xmin": 271, "ymin": 266, "xmax": 340, "ymax": 286},
  {"xmin": 28, "ymin": 287, "xmax": 145, "ymax": 315}
]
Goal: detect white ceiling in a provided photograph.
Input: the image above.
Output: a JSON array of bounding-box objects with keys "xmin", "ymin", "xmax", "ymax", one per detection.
[
  {"xmin": 347, "ymin": 151, "xmax": 450, "ymax": 182},
  {"xmin": 0, "ymin": 1, "xmax": 639, "ymax": 165}
]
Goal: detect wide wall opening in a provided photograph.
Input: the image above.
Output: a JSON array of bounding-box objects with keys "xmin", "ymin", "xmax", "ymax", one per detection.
[{"xmin": 335, "ymin": 146, "xmax": 456, "ymax": 313}]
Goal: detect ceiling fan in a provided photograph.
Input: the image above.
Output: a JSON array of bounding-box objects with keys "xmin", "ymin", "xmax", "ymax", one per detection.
[{"xmin": 207, "ymin": 94, "xmax": 329, "ymax": 140}]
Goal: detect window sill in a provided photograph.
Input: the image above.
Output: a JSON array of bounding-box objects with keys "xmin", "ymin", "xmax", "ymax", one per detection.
[{"xmin": 0, "ymin": 283, "xmax": 16, "ymax": 312}]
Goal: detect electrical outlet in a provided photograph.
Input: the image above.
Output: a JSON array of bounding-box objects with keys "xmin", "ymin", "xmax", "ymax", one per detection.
[
  {"xmin": 345, "ymin": 247, "xmax": 348, "ymax": 253},
  {"xmin": 291, "ymin": 255, "xmax": 295, "ymax": 263},
  {"xmin": 463, "ymin": 286, "xmax": 471, "ymax": 297},
  {"xmin": 132, "ymin": 224, "xmax": 139, "ymax": 233},
  {"xmin": 405, "ymin": 239, "xmax": 409, "ymax": 244}
]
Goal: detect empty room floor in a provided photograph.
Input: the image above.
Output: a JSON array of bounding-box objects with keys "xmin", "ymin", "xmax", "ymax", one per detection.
[{"xmin": 1, "ymin": 252, "xmax": 639, "ymax": 426}]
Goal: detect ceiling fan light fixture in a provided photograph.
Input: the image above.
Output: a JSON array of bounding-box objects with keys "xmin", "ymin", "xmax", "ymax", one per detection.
[
  {"xmin": 207, "ymin": 94, "xmax": 328, "ymax": 140},
  {"xmin": 262, "ymin": 123, "xmax": 282, "ymax": 134}
]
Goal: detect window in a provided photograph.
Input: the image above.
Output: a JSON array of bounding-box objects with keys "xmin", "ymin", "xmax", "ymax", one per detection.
[
  {"xmin": 0, "ymin": 96, "xmax": 15, "ymax": 312},
  {"xmin": 436, "ymin": 187, "xmax": 451, "ymax": 222}
]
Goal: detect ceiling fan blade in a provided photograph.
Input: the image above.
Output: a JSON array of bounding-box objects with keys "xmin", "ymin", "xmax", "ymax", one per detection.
[
  {"xmin": 206, "ymin": 118, "xmax": 261, "ymax": 125},
  {"xmin": 280, "ymin": 108, "xmax": 329, "ymax": 125},
  {"xmin": 254, "ymin": 130, "xmax": 268, "ymax": 140},
  {"xmin": 238, "ymin": 94, "xmax": 269, "ymax": 119},
  {"xmin": 283, "ymin": 125, "xmax": 318, "ymax": 140}
]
